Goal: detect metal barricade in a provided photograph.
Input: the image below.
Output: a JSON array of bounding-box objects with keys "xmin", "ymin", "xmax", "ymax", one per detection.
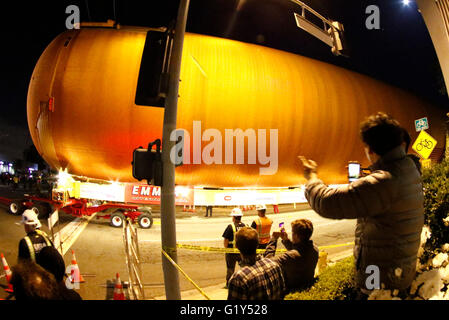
[{"xmin": 123, "ymin": 218, "xmax": 145, "ymax": 300}]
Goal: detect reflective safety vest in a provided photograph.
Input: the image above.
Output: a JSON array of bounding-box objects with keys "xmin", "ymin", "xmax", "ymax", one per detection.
[
  {"xmin": 255, "ymin": 216, "xmax": 273, "ymax": 244},
  {"xmin": 228, "ymin": 223, "xmax": 247, "ymax": 247},
  {"xmin": 24, "ymin": 230, "xmax": 53, "ymax": 262}
]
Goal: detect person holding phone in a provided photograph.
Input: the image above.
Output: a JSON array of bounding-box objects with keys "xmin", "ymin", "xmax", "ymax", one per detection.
[
  {"xmin": 264, "ymin": 219, "xmax": 319, "ymax": 292},
  {"xmin": 298, "ymin": 112, "xmax": 424, "ymax": 298},
  {"xmin": 348, "ymin": 162, "xmax": 361, "ymax": 182}
]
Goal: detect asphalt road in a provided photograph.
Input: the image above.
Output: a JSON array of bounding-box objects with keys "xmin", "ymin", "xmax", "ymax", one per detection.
[{"xmin": 0, "ymin": 186, "xmax": 356, "ymax": 300}]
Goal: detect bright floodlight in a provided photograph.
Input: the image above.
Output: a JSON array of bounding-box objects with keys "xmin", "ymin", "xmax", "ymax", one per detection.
[{"xmin": 403, "ymin": 0, "xmax": 410, "ymax": 5}]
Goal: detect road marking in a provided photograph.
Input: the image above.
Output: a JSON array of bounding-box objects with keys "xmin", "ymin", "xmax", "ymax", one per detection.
[{"xmin": 54, "ymin": 213, "xmax": 97, "ymax": 256}]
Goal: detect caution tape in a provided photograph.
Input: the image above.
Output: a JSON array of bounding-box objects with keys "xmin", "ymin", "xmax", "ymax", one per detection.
[
  {"xmin": 319, "ymin": 242, "xmax": 355, "ymax": 250},
  {"xmin": 161, "ymin": 249, "xmax": 211, "ymax": 300},
  {"xmin": 176, "ymin": 243, "xmax": 246, "ymax": 254},
  {"xmin": 176, "ymin": 241, "xmax": 354, "ymax": 254}
]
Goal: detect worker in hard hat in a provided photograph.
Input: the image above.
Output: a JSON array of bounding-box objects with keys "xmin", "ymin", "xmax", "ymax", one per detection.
[
  {"xmin": 222, "ymin": 207, "xmax": 247, "ymax": 288},
  {"xmin": 251, "ymin": 204, "xmax": 273, "ymax": 249},
  {"xmin": 18, "ymin": 209, "xmax": 54, "ymax": 262}
]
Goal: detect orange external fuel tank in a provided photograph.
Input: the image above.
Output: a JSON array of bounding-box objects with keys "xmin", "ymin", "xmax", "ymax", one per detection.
[{"xmin": 27, "ymin": 26, "xmax": 447, "ymax": 187}]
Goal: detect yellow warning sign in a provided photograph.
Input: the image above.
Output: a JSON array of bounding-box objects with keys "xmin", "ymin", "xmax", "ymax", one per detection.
[
  {"xmin": 412, "ymin": 130, "xmax": 437, "ymax": 159},
  {"xmin": 421, "ymin": 159, "xmax": 432, "ymax": 169}
]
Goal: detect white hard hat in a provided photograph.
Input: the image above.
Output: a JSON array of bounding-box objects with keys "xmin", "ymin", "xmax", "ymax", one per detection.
[
  {"xmin": 256, "ymin": 204, "xmax": 267, "ymax": 211},
  {"xmin": 21, "ymin": 209, "xmax": 41, "ymax": 228},
  {"xmin": 230, "ymin": 208, "xmax": 243, "ymax": 216}
]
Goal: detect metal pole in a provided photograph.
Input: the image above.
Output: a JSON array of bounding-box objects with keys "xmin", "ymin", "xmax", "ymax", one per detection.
[{"xmin": 160, "ymin": 0, "xmax": 190, "ymax": 300}]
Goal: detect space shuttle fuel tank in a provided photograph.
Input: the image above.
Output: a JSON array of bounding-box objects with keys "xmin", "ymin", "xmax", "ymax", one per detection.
[{"xmin": 27, "ymin": 26, "xmax": 447, "ymax": 187}]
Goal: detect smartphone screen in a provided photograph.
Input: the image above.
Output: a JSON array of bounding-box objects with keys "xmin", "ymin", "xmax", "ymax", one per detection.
[
  {"xmin": 348, "ymin": 163, "xmax": 361, "ymax": 182},
  {"xmin": 279, "ymin": 222, "xmax": 284, "ymax": 229}
]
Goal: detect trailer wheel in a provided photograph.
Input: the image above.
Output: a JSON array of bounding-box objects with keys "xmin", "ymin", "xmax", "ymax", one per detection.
[
  {"xmin": 110, "ymin": 211, "xmax": 125, "ymax": 228},
  {"xmin": 9, "ymin": 200, "xmax": 24, "ymax": 215},
  {"xmin": 31, "ymin": 204, "xmax": 49, "ymax": 220},
  {"xmin": 138, "ymin": 213, "xmax": 153, "ymax": 229}
]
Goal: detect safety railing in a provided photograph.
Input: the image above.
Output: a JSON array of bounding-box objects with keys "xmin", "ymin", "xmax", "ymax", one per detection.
[{"xmin": 123, "ymin": 218, "xmax": 145, "ymax": 300}]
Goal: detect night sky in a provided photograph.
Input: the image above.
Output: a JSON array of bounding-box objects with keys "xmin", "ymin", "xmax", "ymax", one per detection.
[{"xmin": 0, "ymin": 0, "xmax": 447, "ymax": 160}]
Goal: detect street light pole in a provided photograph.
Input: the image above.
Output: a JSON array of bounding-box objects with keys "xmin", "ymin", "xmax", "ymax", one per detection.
[{"xmin": 160, "ymin": 0, "xmax": 190, "ymax": 300}]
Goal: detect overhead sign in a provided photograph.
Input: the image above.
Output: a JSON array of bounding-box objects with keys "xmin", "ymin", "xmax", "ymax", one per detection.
[
  {"xmin": 414, "ymin": 117, "xmax": 429, "ymax": 132},
  {"xmin": 412, "ymin": 130, "xmax": 437, "ymax": 159}
]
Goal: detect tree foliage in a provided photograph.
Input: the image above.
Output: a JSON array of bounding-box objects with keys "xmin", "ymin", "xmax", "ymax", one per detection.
[
  {"xmin": 421, "ymin": 159, "xmax": 449, "ymax": 262},
  {"xmin": 285, "ymin": 256, "xmax": 356, "ymax": 300}
]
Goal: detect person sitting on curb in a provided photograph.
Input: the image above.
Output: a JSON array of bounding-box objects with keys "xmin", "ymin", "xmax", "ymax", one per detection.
[
  {"xmin": 264, "ymin": 219, "xmax": 319, "ymax": 292},
  {"xmin": 227, "ymin": 227, "xmax": 286, "ymax": 300}
]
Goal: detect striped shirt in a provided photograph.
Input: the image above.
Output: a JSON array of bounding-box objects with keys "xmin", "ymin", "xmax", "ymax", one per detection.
[{"xmin": 227, "ymin": 257, "xmax": 286, "ymax": 300}]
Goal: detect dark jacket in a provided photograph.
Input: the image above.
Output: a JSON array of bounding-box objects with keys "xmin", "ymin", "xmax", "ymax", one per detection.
[
  {"xmin": 264, "ymin": 237, "xmax": 319, "ymax": 291},
  {"xmin": 305, "ymin": 146, "xmax": 424, "ymax": 290}
]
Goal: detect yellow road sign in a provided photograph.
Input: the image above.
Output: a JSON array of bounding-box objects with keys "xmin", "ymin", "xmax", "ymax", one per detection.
[
  {"xmin": 421, "ymin": 159, "xmax": 432, "ymax": 169},
  {"xmin": 412, "ymin": 130, "xmax": 437, "ymax": 159}
]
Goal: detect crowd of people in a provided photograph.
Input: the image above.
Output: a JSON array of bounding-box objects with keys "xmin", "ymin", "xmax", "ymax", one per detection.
[
  {"xmin": 0, "ymin": 171, "xmax": 53, "ymax": 195},
  {"xmin": 222, "ymin": 112, "xmax": 424, "ymax": 300},
  {"xmin": 222, "ymin": 206, "xmax": 319, "ymax": 300},
  {"xmin": 3, "ymin": 112, "xmax": 425, "ymax": 301}
]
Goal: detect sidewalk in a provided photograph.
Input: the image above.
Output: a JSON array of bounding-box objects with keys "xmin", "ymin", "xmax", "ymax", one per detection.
[{"xmin": 153, "ymin": 248, "xmax": 354, "ymax": 300}]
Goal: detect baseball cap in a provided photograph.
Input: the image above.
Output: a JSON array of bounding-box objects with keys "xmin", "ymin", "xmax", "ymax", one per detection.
[
  {"xmin": 21, "ymin": 209, "xmax": 42, "ymax": 228},
  {"xmin": 230, "ymin": 208, "xmax": 243, "ymax": 216}
]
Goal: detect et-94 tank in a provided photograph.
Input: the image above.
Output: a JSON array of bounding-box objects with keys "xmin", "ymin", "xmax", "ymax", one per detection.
[{"xmin": 27, "ymin": 26, "xmax": 447, "ymax": 187}]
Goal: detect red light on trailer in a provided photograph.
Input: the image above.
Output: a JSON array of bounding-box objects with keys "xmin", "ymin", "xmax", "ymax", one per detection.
[{"xmin": 48, "ymin": 97, "xmax": 55, "ymax": 112}]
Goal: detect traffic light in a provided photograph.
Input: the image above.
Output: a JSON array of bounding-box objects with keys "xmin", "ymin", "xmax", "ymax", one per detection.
[{"xmin": 132, "ymin": 139, "xmax": 163, "ymax": 186}]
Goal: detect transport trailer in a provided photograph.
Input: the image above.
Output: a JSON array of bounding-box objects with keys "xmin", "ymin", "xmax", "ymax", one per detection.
[{"xmin": 0, "ymin": 187, "xmax": 153, "ymax": 230}]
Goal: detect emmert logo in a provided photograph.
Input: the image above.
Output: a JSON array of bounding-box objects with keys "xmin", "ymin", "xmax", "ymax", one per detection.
[{"xmin": 132, "ymin": 185, "xmax": 161, "ymax": 197}]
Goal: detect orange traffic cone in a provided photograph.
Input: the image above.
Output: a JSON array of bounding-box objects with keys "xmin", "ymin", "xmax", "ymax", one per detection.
[
  {"xmin": 113, "ymin": 273, "xmax": 125, "ymax": 300},
  {"xmin": 70, "ymin": 250, "xmax": 85, "ymax": 283},
  {"xmin": 1, "ymin": 253, "xmax": 13, "ymax": 293}
]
